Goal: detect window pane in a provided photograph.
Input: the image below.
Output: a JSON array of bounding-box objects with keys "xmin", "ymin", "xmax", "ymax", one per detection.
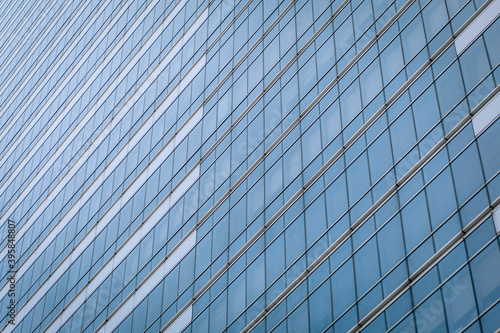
[
  {"xmin": 401, "ymin": 15, "xmax": 426, "ymax": 60},
  {"xmin": 346, "ymin": 152, "xmax": 371, "ymax": 204},
  {"xmin": 335, "ymin": 17, "xmax": 354, "ymax": 56},
  {"xmin": 360, "ymin": 59, "xmax": 383, "ymax": 105},
  {"xmin": 325, "ymin": 174, "xmax": 348, "ymax": 224},
  {"xmin": 414, "ymin": 291, "xmax": 447, "ymax": 333},
  {"xmin": 340, "ymin": 80, "xmax": 362, "ymax": 124},
  {"xmin": 377, "ymin": 215, "xmax": 405, "ymax": 275},
  {"xmin": 451, "ymin": 144, "xmax": 484, "ymax": 205},
  {"xmin": 320, "ymin": 100, "xmax": 341, "ymax": 144},
  {"xmin": 402, "ymin": 192, "xmax": 431, "ymax": 252},
  {"xmin": 354, "ymin": 238, "xmax": 380, "ymax": 296},
  {"xmin": 426, "ymin": 167, "xmax": 457, "ymax": 229},
  {"xmin": 287, "ymin": 302, "xmax": 309, "ymax": 332},
  {"xmin": 331, "ymin": 259, "xmax": 356, "ymax": 318},
  {"xmin": 412, "ymin": 86, "xmax": 441, "ymax": 139},
  {"xmin": 459, "ymin": 39, "xmax": 490, "ymax": 92},
  {"xmin": 302, "ymin": 121, "xmax": 322, "ymax": 165},
  {"xmin": 305, "ymin": 194, "xmax": 327, "ymax": 247},
  {"xmin": 477, "ymin": 118, "xmax": 500, "ymax": 181},
  {"xmin": 247, "ymin": 254, "xmax": 265, "ymax": 303},
  {"xmin": 470, "ymin": 242, "xmax": 500, "ymax": 312},
  {"xmin": 380, "ymin": 37, "xmax": 404, "ymax": 84},
  {"xmin": 390, "ymin": 110, "xmax": 417, "ymax": 161},
  {"xmin": 443, "ymin": 268, "xmax": 477, "ymax": 332},
  {"xmin": 422, "ymin": 0, "xmax": 448, "ymax": 38},
  {"xmin": 352, "ymin": 0, "xmax": 373, "ymax": 38},
  {"xmin": 435, "ymin": 62, "xmax": 466, "ymax": 113},
  {"xmin": 368, "ymin": 131, "xmax": 393, "ymax": 182},
  {"xmin": 285, "ymin": 217, "xmax": 306, "ymax": 267},
  {"xmin": 483, "ymin": 18, "xmax": 500, "ymax": 68},
  {"xmin": 308, "ymin": 282, "xmax": 333, "ymax": 332}
]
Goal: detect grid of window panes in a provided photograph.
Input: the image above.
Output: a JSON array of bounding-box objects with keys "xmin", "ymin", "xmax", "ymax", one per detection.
[{"xmin": 0, "ymin": 0, "xmax": 498, "ymax": 332}]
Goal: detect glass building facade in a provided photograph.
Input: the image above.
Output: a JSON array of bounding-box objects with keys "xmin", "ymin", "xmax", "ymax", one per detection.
[{"xmin": 0, "ymin": 0, "xmax": 499, "ymax": 332}]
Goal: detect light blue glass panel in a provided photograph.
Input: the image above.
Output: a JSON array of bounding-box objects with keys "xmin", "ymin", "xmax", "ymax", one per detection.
[
  {"xmin": 390, "ymin": 110, "xmax": 416, "ymax": 162},
  {"xmin": 340, "ymin": 81, "xmax": 362, "ymax": 125},
  {"xmin": 308, "ymin": 282, "xmax": 333, "ymax": 332},
  {"xmin": 325, "ymin": 173, "xmax": 348, "ymax": 224},
  {"xmin": 287, "ymin": 301, "xmax": 309, "ymax": 332},
  {"xmin": 422, "ymin": 0, "xmax": 448, "ymax": 38},
  {"xmin": 435, "ymin": 62, "xmax": 466, "ymax": 113},
  {"xmin": 346, "ymin": 152, "xmax": 371, "ymax": 204},
  {"xmin": 335, "ymin": 16, "xmax": 354, "ymax": 56},
  {"xmin": 426, "ymin": 167, "xmax": 457, "ymax": 229},
  {"xmin": 451, "ymin": 144, "xmax": 484, "ymax": 205},
  {"xmin": 360, "ymin": 59, "xmax": 383, "ymax": 105},
  {"xmin": 412, "ymin": 86, "xmax": 440, "ymax": 139},
  {"xmin": 470, "ymin": 242, "xmax": 500, "ymax": 312},
  {"xmin": 483, "ymin": 18, "xmax": 500, "ymax": 67},
  {"xmin": 368, "ymin": 131, "xmax": 393, "ymax": 183},
  {"xmin": 401, "ymin": 15, "xmax": 426, "ymax": 60},
  {"xmin": 354, "ymin": 237, "xmax": 380, "ymax": 296},
  {"xmin": 414, "ymin": 291, "xmax": 447, "ymax": 333},
  {"xmin": 477, "ymin": 119, "xmax": 500, "ymax": 181},
  {"xmin": 380, "ymin": 36, "xmax": 404, "ymax": 84},
  {"xmin": 377, "ymin": 214, "xmax": 405, "ymax": 275},
  {"xmin": 443, "ymin": 268, "xmax": 478, "ymax": 332},
  {"xmin": 305, "ymin": 194, "xmax": 327, "ymax": 247},
  {"xmin": 401, "ymin": 192, "xmax": 431, "ymax": 252},
  {"xmin": 331, "ymin": 259, "xmax": 356, "ymax": 318},
  {"xmin": 459, "ymin": 39, "xmax": 490, "ymax": 92},
  {"xmin": 480, "ymin": 301, "xmax": 500, "ymax": 332}
]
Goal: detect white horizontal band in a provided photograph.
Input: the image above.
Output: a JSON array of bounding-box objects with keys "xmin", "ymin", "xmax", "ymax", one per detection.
[
  {"xmin": 472, "ymin": 89, "xmax": 500, "ymax": 135},
  {"xmin": 163, "ymin": 306, "xmax": 193, "ymax": 333},
  {"xmin": 494, "ymin": 206, "xmax": 500, "ymax": 233},
  {"xmin": 454, "ymin": 0, "xmax": 500, "ymax": 54}
]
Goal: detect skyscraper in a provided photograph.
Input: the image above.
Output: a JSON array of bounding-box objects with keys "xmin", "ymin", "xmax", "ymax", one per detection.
[{"xmin": 0, "ymin": 0, "xmax": 499, "ymax": 331}]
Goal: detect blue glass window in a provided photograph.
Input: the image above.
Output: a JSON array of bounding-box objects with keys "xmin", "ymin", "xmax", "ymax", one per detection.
[
  {"xmin": 443, "ymin": 268, "xmax": 477, "ymax": 332},
  {"xmin": 308, "ymin": 282, "xmax": 333, "ymax": 332},
  {"xmin": 354, "ymin": 238, "xmax": 380, "ymax": 296},
  {"xmin": 331, "ymin": 259, "xmax": 356, "ymax": 318},
  {"xmin": 360, "ymin": 59, "xmax": 383, "ymax": 105},
  {"xmin": 435, "ymin": 62, "xmax": 466, "ymax": 113},
  {"xmin": 305, "ymin": 194, "xmax": 327, "ymax": 247},
  {"xmin": 459, "ymin": 39, "xmax": 490, "ymax": 93},
  {"xmin": 414, "ymin": 291, "xmax": 447, "ymax": 332},
  {"xmin": 477, "ymin": 118, "xmax": 500, "ymax": 181},
  {"xmin": 422, "ymin": 0, "xmax": 448, "ymax": 39},
  {"xmin": 451, "ymin": 144, "xmax": 484, "ymax": 205},
  {"xmin": 380, "ymin": 37, "xmax": 404, "ymax": 84},
  {"xmin": 346, "ymin": 152, "xmax": 371, "ymax": 204},
  {"xmin": 470, "ymin": 242, "xmax": 500, "ymax": 312},
  {"xmin": 340, "ymin": 81, "xmax": 362, "ymax": 124},
  {"xmin": 377, "ymin": 215, "xmax": 405, "ymax": 275},
  {"xmin": 401, "ymin": 192, "xmax": 431, "ymax": 252},
  {"xmin": 483, "ymin": 18, "xmax": 500, "ymax": 68},
  {"xmin": 401, "ymin": 15, "xmax": 426, "ymax": 60},
  {"xmin": 426, "ymin": 167, "xmax": 457, "ymax": 229},
  {"xmin": 390, "ymin": 110, "xmax": 416, "ymax": 162}
]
